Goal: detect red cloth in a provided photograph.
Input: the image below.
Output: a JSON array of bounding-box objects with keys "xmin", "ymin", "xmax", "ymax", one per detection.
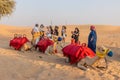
[
  {"xmin": 37, "ymin": 38, "xmax": 54, "ymax": 53},
  {"xmin": 62, "ymin": 43, "xmax": 95, "ymax": 64},
  {"xmin": 21, "ymin": 37, "xmax": 29, "ymax": 45},
  {"xmin": 9, "ymin": 37, "xmax": 29, "ymax": 50}
]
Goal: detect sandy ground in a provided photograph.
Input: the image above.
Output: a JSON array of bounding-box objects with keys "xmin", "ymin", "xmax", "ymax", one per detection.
[{"xmin": 0, "ymin": 24, "xmax": 120, "ymax": 80}]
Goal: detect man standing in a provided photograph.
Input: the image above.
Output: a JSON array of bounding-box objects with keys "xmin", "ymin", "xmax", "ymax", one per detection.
[
  {"xmin": 31, "ymin": 24, "xmax": 40, "ymax": 46},
  {"xmin": 88, "ymin": 25, "xmax": 97, "ymax": 53}
]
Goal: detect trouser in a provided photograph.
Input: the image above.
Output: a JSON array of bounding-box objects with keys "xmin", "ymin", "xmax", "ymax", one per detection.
[
  {"xmin": 32, "ymin": 37, "xmax": 40, "ymax": 46},
  {"xmin": 35, "ymin": 37, "xmax": 40, "ymax": 45}
]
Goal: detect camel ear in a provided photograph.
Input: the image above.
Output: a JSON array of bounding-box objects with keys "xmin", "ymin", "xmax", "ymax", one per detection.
[{"xmin": 101, "ymin": 45, "xmax": 106, "ymax": 49}]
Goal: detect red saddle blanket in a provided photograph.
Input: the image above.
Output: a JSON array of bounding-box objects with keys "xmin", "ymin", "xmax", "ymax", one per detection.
[
  {"xmin": 36, "ymin": 38, "xmax": 54, "ymax": 53},
  {"xmin": 9, "ymin": 37, "xmax": 29, "ymax": 50},
  {"xmin": 62, "ymin": 43, "xmax": 95, "ymax": 64}
]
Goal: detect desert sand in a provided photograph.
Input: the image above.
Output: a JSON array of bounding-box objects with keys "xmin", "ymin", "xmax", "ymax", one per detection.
[{"xmin": 0, "ymin": 24, "xmax": 120, "ymax": 80}]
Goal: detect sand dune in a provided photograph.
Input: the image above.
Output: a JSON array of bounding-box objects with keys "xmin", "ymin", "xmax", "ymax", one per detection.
[{"xmin": 0, "ymin": 24, "xmax": 120, "ymax": 80}]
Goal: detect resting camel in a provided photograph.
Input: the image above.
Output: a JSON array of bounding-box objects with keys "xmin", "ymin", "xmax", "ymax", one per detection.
[{"xmin": 77, "ymin": 46, "xmax": 113, "ymax": 70}]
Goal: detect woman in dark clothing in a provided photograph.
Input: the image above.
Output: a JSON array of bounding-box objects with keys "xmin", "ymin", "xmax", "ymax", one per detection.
[
  {"xmin": 54, "ymin": 26, "xmax": 59, "ymax": 36},
  {"xmin": 71, "ymin": 27, "xmax": 80, "ymax": 43},
  {"xmin": 88, "ymin": 25, "xmax": 97, "ymax": 53}
]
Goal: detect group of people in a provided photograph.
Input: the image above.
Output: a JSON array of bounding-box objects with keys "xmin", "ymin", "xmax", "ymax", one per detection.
[
  {"xmin": 31, "ymin": 24, "xmax": 97, "ymax": 53},
  {"xmin": 31, "ymin": 24, "xmax": 67, "ymax": 48}
]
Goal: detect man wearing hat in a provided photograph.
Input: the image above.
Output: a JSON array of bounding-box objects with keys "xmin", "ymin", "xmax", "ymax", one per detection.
[{"xmin": 88, "ymin": 25, "xmax": 97, "ymax": 53}]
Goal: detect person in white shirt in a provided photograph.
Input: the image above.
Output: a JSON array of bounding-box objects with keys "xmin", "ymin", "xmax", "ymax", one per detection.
[
  {"xmin": 33, "ymin": 26, "xmax": 39, "ymax": 33},
  {"xmin": 31, "ymin": 24, "xmax": 40, "ymax": 46}
]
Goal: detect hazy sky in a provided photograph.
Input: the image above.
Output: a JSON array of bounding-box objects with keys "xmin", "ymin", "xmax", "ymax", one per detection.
[{"xmin": 0, "ymin": 0, "xmax": 120, "ymax": 26}]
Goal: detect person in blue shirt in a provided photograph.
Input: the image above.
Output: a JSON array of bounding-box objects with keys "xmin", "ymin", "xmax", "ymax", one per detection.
[{"xmin": 88, "ymin": 25, "xmax": 97, "ymax": 53}]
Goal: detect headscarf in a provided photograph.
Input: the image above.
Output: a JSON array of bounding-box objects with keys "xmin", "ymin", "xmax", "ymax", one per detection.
[{"xmin": 90, "ymin": 25, "xmax": 95, "ymax": 30}]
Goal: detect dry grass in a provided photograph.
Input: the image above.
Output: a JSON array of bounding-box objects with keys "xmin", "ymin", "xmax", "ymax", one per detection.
[{"xmin": 0, "ymin": 0, "xmax": 15, "ymax": 18}]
